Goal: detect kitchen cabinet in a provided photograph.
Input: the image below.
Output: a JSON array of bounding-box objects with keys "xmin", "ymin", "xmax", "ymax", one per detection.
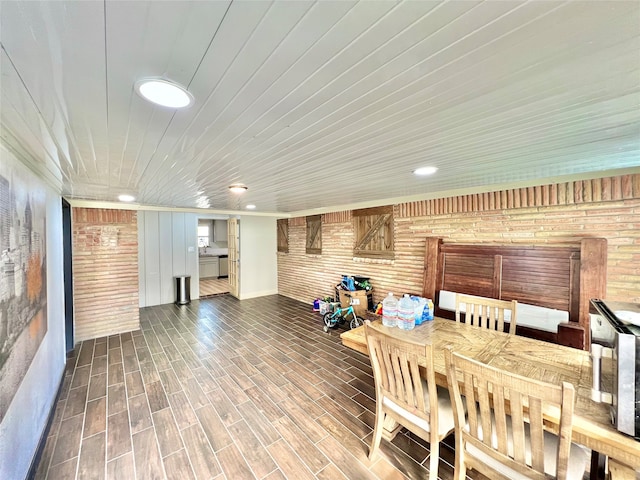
[
  {"xmin": 214, "ymin": 220, "xmax": 228, "ymax": 242},
  {"xmin": 199, "ymin": 256, "xmax": 219, "ymax": 278}
]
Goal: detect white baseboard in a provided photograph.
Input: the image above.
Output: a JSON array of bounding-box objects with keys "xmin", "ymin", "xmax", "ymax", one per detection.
[{"xmin": 239, "ymin": 289, "xmax": 278, "ymax": 300}]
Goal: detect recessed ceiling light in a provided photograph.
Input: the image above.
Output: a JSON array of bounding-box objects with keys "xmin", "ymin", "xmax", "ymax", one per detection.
[
  {"xmin": 229, "ymin": 185, "xmax": 248, "ymax": 193},
  {"xmin": 413, "ymin": 166, "xmax": 438, "ymax": 176},
  {"xmin": 118, "ymin": 194, "xmax": 135, "ymax": 202},
  {"xmin": 135, "ymin": 79, "xmax": 193, "ymax": 108},
  {"xmin": 246, "ymin": 204, "xmax": 256, "ymax": 210}
]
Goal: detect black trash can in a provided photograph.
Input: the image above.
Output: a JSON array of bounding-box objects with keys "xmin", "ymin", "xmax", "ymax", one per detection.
[{"xmin": 175, "ymin": 275, "xmax": 191, "ymax": 305}]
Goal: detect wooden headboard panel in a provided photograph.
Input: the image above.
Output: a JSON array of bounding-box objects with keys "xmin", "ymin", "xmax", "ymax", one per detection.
[{"xmin": 422, "ymin": 237, "xmax": 607, "ymax": 350}]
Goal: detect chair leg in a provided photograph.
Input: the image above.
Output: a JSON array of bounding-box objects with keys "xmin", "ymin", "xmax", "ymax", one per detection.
[
  {"xmin": 428, "ymin": 441, "xmax": 439, "ymax": 480},
  {"xmin": 368, "ymin": 411, "xmax": 384, "ymax": 461},
  {"xmin": 453, "ymin": 439, "xmax": 466, "ymax": 480}
]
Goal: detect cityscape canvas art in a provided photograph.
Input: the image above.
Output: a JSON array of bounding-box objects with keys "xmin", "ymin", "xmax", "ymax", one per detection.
[{"xmin": 0, "ymin": 155, "xmax": 47, "ymax": 423}]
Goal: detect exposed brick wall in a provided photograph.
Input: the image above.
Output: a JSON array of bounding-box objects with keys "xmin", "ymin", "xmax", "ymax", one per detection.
[
  {"xmin": 278, "ymin": 174, "xmax": 640, "ymax": 306},
  {"xmin": 72, "ymin": 208, "xmax": 139, "ymax": 341}
]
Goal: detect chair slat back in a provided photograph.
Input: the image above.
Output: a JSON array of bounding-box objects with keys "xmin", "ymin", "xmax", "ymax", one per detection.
[
  {"xmin": 455, "ymin": 294, "xmax": 518, "ymax": 334},
  {"xmin": 365, "ymin": 323, "xmax": 437, "ymax": 428},
  {"xmin": 444, "ymin": 347, "xmax": 575, "ymax": 480}
]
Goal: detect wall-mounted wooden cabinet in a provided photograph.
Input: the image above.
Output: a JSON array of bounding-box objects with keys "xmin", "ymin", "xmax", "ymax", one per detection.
[{"xmin": 214, "ymin": 220, "xmax": 228, "ymax": 243}]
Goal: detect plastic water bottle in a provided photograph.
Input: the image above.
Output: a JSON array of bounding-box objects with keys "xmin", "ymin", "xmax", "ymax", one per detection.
[
  {"xmin": 382, "ymin": 293, "xmax": 398, "ymax": 327},
  {"xmin": 398, "ymin": 294, "xmax": 415, "ymax": 330}
]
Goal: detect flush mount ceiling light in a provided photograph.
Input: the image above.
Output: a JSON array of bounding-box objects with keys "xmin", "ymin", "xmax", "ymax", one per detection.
[
  {"xmin": 118, "ymin": 194, "xmax": 136, "ymax": 202},
  {"xmin": 413, "ymin": 166, "xmax": 438, "ymax": 176},
  {"xmin": 229, "ymin": 185, "xmax": 248, "ymax": 193},
  {"xmin": 135, "ymin": 78, "xmax": 193, "ymax": 108},
  {"xmin": 245, "ymin": 204, "xmax": 256, "ymax": 210}
]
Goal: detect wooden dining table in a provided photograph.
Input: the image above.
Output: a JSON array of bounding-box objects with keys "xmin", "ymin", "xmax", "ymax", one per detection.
[{"xmin": 340, "ymin": 317, "xmax": 640, "ymax": 479}]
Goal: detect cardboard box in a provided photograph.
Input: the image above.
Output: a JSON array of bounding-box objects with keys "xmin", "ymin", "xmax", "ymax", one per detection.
[{"xmin": 338, "ymin": 290, "xmax": 372, "ymax": 317}]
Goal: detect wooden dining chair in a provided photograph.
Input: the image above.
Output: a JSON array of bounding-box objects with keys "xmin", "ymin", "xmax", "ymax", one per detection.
[
  {"xmin": 444, "ymin": 347, "xmax": 589, "ymax": 480},
  {"xmin": 364, "ymin": 321, "xmax": 455, "ymax": 480},
  {"xmin": 455, "ymin": 294, "xmax": 518, "ymax": 334}
]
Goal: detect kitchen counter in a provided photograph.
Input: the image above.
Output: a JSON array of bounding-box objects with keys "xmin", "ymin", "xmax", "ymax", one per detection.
[{"xmin": 199, "ymin": 248, "xmax": 228, "ymax": 257}]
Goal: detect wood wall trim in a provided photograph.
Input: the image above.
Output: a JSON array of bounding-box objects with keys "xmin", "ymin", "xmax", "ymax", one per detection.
[
  {"xmin": 323, "ymin": 211, "xmax": 352, "ymax": 224},
  {"xmin": 398, "ymin": 174, "xmax": 640, "ymax": 218}
]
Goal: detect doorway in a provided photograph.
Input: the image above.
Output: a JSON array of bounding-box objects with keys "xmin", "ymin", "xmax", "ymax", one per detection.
[{"xmin": 197, "ymin": 216, "xmax": 231, "ymax": 297}]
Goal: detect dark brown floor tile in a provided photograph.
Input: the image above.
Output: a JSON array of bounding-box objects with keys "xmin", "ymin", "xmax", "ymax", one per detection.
[
  {"xmin": 194, "ymin": 404, "xmax": 232, "ymax": 452},
  {"xmin": 123, "ymin": 354, "xmax": 140, "ymax": 374},
  {"xmin": 136, "ymin": 346, "xmax": 153, "ymax": 364},
  {"xmin": 107, "ymin": 363, "xmax": 124, "ymax": 386},
  {"xmin": 191, "ymin": 367, "xmax": 217, "ymax": 392},
  {"xmin": 77, "ymin": 431, "xmax": 106, "ymax": 480},
  {"xmin": 128, "ymin": 393, "xmax": 153, "ymax": 434},
  {"xmin": 217, "ymin": 443, "xmax": 255, "ymax": 479},
  {"xmin": 48, "ymin": 399, "xmax": 66, "ymax": 438},
  {"xmin": 91, "ymin": 356, "xmax": 108, "ymax": 377},
  {"xmin": 94, "ymin": 341, "xmax": 107, "ymax": 358},
  {"xmin": 158, "ymin": 368, "xmax": 182, "ymax": 395},
  {"xmin": 273, "ymin": 415, "xmax": 330, "ymax": 474},
  {"xmin": 132, "ymin": 427, "xmax": 165, "ymax": 479},
  {"xmin": 237, "ymin": 400, "xmax": 281, "ymax": 446},
  {"xmin": 107, "ymin": 383, "xmax": 127, "ymax": 415},
  {"xmin": 139, "ymin": 361, "xmax": 160, "ymax": 385},
  {"xmin": 168, "ymin": 391, "xmax": 199, "ymax": 430},
  {"xmin": 183, "ymin": 377, "xmax": 209, "ymax": 409},
  {"xmin": 181, "ymin": 424, "xmax": 222, "ymax": 479},
  {"xmin": 146, "ymin": 380, "xmax": 169, "ymax": 412},
  {"xmin": 152, "ymin": 352, "xmax": 171, "ymax": 371},
  {"xmin": 227, "ymin": 419, "xmax": 277, "ymax": 478},
  {"xmin": 63, "ymin": 384, "xmax": 88, "ymax": 419},
  {"xmin": 263, "ymin": 470, "xmax": 287, "ymax": 480},
  {"xmin": 58, "ymin": 373, "xmax": 72, "ymax": 402},
  {"xmin": 316, "ymin": 433, "xmax": 375, "ymax": 480},
  {"xmin": 316, "ymin": 463, "xmax": 351, "ymax": 480},
  {"xmin": 77, "ymin": 340, "xmax": 95, "ymax": 367},
  {"xmin": 216, "ymin": 375, "xmax": 250, "ymax": 404},
  {"xmin": 107, "ymin": 410, "xmax": 131, "ymax": 460},
  {"xmin": 33, "ymin": 430, "xmax": 56, "ymax": 478},
  {"xmin": 316, "ymin": 413, "xmax": 371, "ymax": 465},
  {"xmin": 283, "ymin": 370, "xmax": 324, "ymax": 400},
  {"xmin": 244, "ymin": 385, "xmax": 284, "ymax": 422},
  {"xmin": 71, "ymin": 365, "xmax": 92, "ymax": 389},
  {"xmin": 108, "ymin": 347, "xmax": 123, "ymax": 365},
  {"xmin": 152, "ymin": 408, "xmax": 183, "ymax": 457},
  {"xmin": 84, "ymin": 396, "xmax": 107, "ymax": 438},
  {"xmin": 47, "ymin": 456, "xmax": 79, "ymax": 480},
  {"xmin": 121, "ymin": 337, "xmax": 135, "ymax": 357},
  {"xmin": 50, "ymin": 414, "xmax": 83, "ymax": 466},
  {"xmin": 369, "ymin": 457, "xmax": 408, "ymax": 480},
  {"xmin": 206, "ymin": 388, "xmax": 242, "ymax": 426},
  {"xmin": 108, "ymin": 335, "xmax": 121, "ymax": 349},
  {"xmin": 320, "ymin": 394, "xmax": 371, "ymax": 439},
  {"xmin": 267, "ymin": 439, "xmax": 316, "ymax": 480},
  {"xmin": 88, "ymin": 373, "xmax": 107, "ymax": 401},
  {"xmin": 163, "ymin": 449, "xmax": 196, "ymax": 480},
  {"xmin": 125, "ymin": 370, "xmax": 145, "ymax": 397},
  {"xmin": 278, "ymin": 397, "xmax": 327, "ymax": 444}
]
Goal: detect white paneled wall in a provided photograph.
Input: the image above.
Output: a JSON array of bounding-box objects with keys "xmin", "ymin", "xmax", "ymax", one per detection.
[
  {"xmin": 138, "ymin": 211, "xmax": 199, "ymax": 307},
  {"xmin": 239, "ymin": 216, "xmax": 278, "ymax": 299}
]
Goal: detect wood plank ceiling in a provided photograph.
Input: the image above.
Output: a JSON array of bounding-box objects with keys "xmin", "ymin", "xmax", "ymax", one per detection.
[{"xmin": 1, "ymin": 0, "xmax": 639, "ymax": 214}]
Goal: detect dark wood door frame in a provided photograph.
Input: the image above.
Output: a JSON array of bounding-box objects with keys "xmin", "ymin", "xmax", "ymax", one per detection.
[{"xmin": 62, "ymin": 198, "xmax": 74, "ymax": 353}]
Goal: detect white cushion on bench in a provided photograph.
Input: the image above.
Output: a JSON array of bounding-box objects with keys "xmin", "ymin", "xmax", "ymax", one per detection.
[{"xmin": 438, "ymin": 290, "xmax": 568, "ymax": 333}]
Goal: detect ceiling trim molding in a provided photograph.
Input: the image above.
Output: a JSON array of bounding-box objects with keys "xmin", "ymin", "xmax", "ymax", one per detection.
[{"xmin": 65, "ymin": 198, "xmax": 291, "ymax": 218}]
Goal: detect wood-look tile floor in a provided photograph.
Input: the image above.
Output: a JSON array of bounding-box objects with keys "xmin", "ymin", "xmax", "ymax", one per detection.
[
  {"xmin": 34, "ymin": 295, "xmax": 486, "ymax": 480},
  {"xmin": 199, "ymin": 278, "xmax": 230, "ymax": 297}
]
